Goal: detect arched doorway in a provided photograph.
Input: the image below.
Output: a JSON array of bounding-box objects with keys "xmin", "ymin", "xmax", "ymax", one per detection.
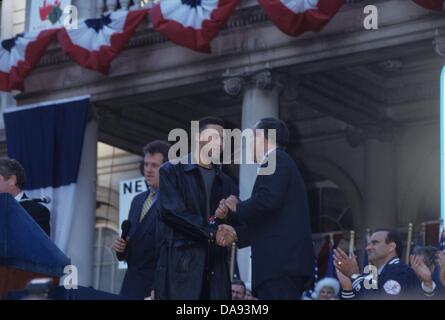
[{"xmin": 289, "ymin": 152, "xmax": 364, "ymax": 234}]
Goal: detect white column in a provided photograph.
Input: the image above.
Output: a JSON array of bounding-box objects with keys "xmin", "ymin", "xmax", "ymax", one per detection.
[
  {"xmin": 225, "ymin": 70, "xmax": 280, "ymax": 289},
  {"xmin": 66, "ymin": 118, "xmax": 98, "ymax": 287},
  {"xmin": 364, "ymin": 139, "xmax": 397, "ymax": 229}
]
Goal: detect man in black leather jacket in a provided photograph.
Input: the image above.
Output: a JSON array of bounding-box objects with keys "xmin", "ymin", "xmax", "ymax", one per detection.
[{"xmin": 155, "ymin": 117, "xmax": 239, "ymax": 300}]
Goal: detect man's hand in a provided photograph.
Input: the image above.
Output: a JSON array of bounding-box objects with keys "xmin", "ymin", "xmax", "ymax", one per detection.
[
  {"xmin": 333, "ymin": 248, "xmax": 360, "ymax": 278},
  {"xmin": 224, "ymin": 195, "xmax": 239, "ymax": 213},
  {"xmin": 215, "ymin": 199, "xmax": 229, "ymax": 220},
  {"xmin": 410, "ymin": 255, "xmax": 432, "ymax": 286},
  {"xmin": 336, "ymin": 268, "xmax": 353, "ymax": 291},
  {"xmin": 113, "ymin": 237, "xmax": 128, "ymax": 253},
  {"xmin": 437, "ymin": 251, "xmax": 445, "ymax": 287},
  {"xmin": 216, "ymin": 224, "xmax": 237, "ymax": 247}
]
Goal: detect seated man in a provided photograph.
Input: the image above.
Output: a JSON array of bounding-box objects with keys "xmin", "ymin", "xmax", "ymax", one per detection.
[
  {"xmin": 334, "ymin": 229, "xmax": 429, "ymax": 299},
  {"xmin": 0, "ymin": 158, "xmax": 50, "ymax": 236}
]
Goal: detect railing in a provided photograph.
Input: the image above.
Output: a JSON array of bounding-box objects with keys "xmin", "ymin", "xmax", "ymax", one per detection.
[
  {"xmin": 97, "ymin": 0, "xmax": 154, "ymax": 14},
  {"xmin": 72, "ymin": 0, "xmax": 156, "ymax": 19},
  {"xmin": 84, "ymin": 0, "xmax": 273, "ymax": 18},
  {"xmin": 75, "ymin": 0, "xmax": 366, "ymax": 21}
]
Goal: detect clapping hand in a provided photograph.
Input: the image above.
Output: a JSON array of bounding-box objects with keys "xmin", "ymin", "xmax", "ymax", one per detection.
[
  {"xmin": 333, "ymin": 248, "xmax": 360, "ymax": 278},
  {"xmin": 410, "ymin": 255, "xmax": 433, "ymax": 286}
]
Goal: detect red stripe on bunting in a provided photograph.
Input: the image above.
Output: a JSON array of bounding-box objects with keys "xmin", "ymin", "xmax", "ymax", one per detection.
[
  {"xmin": 0, "ymin": 29, "xmax": 58, "ymax": 92},
  {"xmin": 414, "ymin": 0, "xmax": 443, "ymax": 11},
  {"xmin": 151, "ymin": 0, "xmax": 240, "ymax": 53},
  {"xmin": 258, "ymin": 0, "xmax": 344, "ymax": 37},
  {"xmin": 58, "ymin": 9, "xmax": 148, "ymax": 74}
]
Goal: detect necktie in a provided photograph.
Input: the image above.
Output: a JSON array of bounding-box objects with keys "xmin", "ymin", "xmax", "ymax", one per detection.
[{"xmin": 140, "ymin": 191, "xmax": 156, "ymax": 222}]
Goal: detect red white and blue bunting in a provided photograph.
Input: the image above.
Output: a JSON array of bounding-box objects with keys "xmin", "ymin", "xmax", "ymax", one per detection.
[
  {"xmin": 0, "ymin": 1, "xmax": 443, "ymax": 92},
  {"xmin": 58, "ymin": 9, "xmax": 148, "ymax": 74},
  {"xmin": 151, "ymin": 0, "xmax": 240, "ymax": 53},
  {"xmin": 0, "ymin": 29, "xmax": 58, "ymax": 92},
  {"xmin": 414, "ymin": 0, "xmax": 443, "ymax": 11},
  {"xmin": 258, "ymin": 0, "xmax": 344, "ymax": 37}
]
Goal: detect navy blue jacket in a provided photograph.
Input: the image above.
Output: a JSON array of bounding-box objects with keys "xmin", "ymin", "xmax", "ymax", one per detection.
[
  {"xmin": 20, "ymin": 193, "xmax": 50, "ymax": 237},
  {"xmin": 235, "ymin": 149, "xmax": 315, "ymax": 291},
  {"xmin": 341, "ymin": 257, "xmax": 421, "ymax": 300},
  {"xmin": 118, "ymin": 189, "xmax": 158, "ymax": 299}
]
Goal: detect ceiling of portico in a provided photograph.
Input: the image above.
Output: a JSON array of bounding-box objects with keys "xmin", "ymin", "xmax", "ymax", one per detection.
[{"xmin": 95, "ymin": 38, "xmax": 443, "ymax": 155}]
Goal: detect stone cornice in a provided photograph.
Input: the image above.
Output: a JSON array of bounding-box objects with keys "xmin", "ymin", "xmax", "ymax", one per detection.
[{"xmin": 16, "ymin": 0, "xmax": 444, "ymax": 104}]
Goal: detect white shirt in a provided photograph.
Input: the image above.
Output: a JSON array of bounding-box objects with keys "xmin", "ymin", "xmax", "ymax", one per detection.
[
  {"xmin": 14, "ymin": 191, "xmax": 24, "ymax": 202},
  {"xmin": 257, "ymin": 147, "xmax": 278, "ymax": 175},
  {"xmin": 259, "ymin": 147, "xmax": 277, "ymax": 166}
]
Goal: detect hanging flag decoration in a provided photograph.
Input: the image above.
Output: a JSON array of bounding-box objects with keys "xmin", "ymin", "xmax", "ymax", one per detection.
[
  {"xmin": 0, "ymin": 2, "xmax": 441, "ymax": 92},
  {"xmin": 258, "ymin": 0, "xmax": 344, "ymax": 37},
  {"xmin": 58, "ymin": 9, "xmax": 148, "ymax": 74},
  {"xmin": 4, "ymin": 97, "xmax": 91, "ymax": 252},
  {"xmin": 413, "ymin": 0, "xmax": 443, "ymax": 11},
  {"xmin": 0, "ymin": 193, "xmax": 70, "ymax": 277},
  {"xmin": 151, "ymin": 0, "xmax": 240, "ymax": 53},
  {"xmin": 0, "ymin": 29, "xmax": 58, "ymax": 92}
]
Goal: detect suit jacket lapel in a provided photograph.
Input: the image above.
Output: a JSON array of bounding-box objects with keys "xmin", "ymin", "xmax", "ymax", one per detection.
[
  {"xmin": 130, "ymin": 200, "xmax": 157, "ymax": 244},
  {"xmin": 139, "ymin": 199, "xmax": 157, "ymax": 227},
  {"xmin": 129, "ymin": 191, "xmax": 148, "ymax": 237}
]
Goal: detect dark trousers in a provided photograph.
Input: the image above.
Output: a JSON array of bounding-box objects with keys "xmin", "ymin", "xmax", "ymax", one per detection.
[{"xmin": 255, "ymin": 276, "xmax": 306, "ymax": 300}]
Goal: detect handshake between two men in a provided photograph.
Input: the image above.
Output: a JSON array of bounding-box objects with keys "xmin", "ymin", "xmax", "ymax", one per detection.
[{"xmin": 214, "ymin": 195, "xmax": 240, "ymax": 248}]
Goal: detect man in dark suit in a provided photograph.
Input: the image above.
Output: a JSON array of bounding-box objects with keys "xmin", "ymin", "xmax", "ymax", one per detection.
[
  {"xmin": 216, "ymin": 118, "xmax": 315, "ymax": 300},
  {"xmin": 0, "ymin": 158, "xmax": 50, "ymax": 236},
  {"xmin": 113, "ymin": 140, "xmax": 170, "ymax": 299}
]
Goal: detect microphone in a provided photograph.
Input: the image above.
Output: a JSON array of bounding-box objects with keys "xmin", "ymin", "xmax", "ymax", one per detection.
[
  {"xmin": 20, "ymin": 197, "xmax": 52, "ymax": 204},
  {"xmin": 121, "ymin": 220, "xmax": 131, "ymax": 240},
  {"xmin": 116, "ymin": 220, "xmax": 131, "ymax": 261}
]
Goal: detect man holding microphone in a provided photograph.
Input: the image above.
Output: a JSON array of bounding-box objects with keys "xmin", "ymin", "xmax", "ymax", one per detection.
[{"xmin": 113, "ymin": 140, "xmax": 170, "ymax": 299}]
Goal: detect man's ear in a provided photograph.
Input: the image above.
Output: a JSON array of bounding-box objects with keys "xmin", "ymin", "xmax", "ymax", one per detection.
[{"xmin": 8, "ymin": 175, "xmax": 17, "ymax": 187}]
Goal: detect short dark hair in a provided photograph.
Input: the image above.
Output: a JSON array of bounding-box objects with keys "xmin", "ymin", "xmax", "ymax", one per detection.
[
  {"xmin": 255, "ymin": 117, "xmax": 290, "ymax": 148},
  {"xmin": 143, "ymin": 140, "xmax": 170, "ymax": 162},
  {"xmin": 232, "ymin": 280, "xmax": 246, "ymax": 292},
  {"xmin": 198, "ymin": 116, "xmax": 225, "ymax": 133},
  {"xmin": 0, "ymin": 158, "xmax": 26, "ymax": 190},
  {"xmin": 374, "ymin": 229, "xmax": 403, "ymax": 258}
]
